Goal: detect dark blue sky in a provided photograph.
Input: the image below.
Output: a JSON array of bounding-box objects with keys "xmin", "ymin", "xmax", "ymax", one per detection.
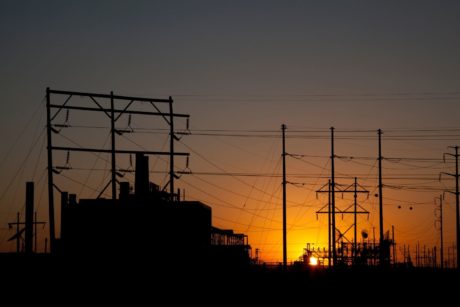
[{"xmin": 2, "ymin": 1, "xmax": 460, "ymax": 133}]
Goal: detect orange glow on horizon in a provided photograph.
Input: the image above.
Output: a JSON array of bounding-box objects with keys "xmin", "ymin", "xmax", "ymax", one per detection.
[{"xmin": 309, "ymin": 256, "xmax": 318, "ymax": 266}]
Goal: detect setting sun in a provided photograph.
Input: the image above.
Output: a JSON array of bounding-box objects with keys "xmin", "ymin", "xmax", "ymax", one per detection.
[{"xmin": 309, "ymin": 256, "xmax": 318, "ymax": 266}]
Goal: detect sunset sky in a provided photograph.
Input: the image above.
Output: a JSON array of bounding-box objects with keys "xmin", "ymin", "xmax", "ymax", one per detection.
[{"xmin": 1, "ymin": 1, "xmax": 460, "ymax": 263}]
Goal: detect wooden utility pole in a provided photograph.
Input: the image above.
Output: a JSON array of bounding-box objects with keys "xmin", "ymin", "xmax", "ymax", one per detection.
[
  {"xmin": 440, "ymin": 197, "xmax": 444, "ymax": 269},
  {"xmin": 435, "ymin": 195, "xmax": 444, "ymax": 268},
  {"xmin": 169, "ymin": 96, "xmax": 175, "ymax": 201},
  {"xmin": 8, "ymin": 183, "xmax": 46, "ymax": 254},
  {"xmin": 46, "ymin": 87, "xmax": 56, "ymax": 253},
  {"xmin": 328, "ymin": 180, "xmax": 331, "ymax": 268},
  {"xmin": 331, "ymin": 127, "xmax": 336, "ymax": 266},
  {"xmin": 392, "ymin": 225, "xmax": 396, "ymax": 265},
  {"xmin": 378, "ymin": 129, "xmax": 384, "ymax": 265},
  {"xmin": 282, "ymin": 124, "xmax": 287, "ymax": 270},
  {"xmin": 110, "ymin": 91, "xmax": 116, "ymax": 201}
]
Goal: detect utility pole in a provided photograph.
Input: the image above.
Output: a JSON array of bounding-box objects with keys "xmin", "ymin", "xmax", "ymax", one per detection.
[
  {"xmin": 331, "ymin": 127, "xmax": 337, "ymax": 266},
  {"xmin": 435, "ymin": 195, "xmax": 444, "ymax": 269},
  {"xmin": 440, "ymin": 197, "xmax": 444, "ymax": 269},
  {"xmin": 316, "ymin": 180, "xmax": 334, "ymax": 268},
  {"xmin": 8, "ymin": 187, "xmax": 46, "ymax": 254},
  {"xmin": 169, "ymin": 96, "xmax": 175, "ymax": 202},
  {"xmin": 392, "ymin": 225, "xmax": 396, "ymax": 266},
  {"xmin": 46, "ymin": 87, "xmax": 56, "ymax": 253},
  {"xmin": 317, "ymin": 179, "xmax": 369, "ymax": 265},
  {"xmin": 354, "ymin": 177, "xmax": 358, "ymax": 260},
  {"xmin": 373, "ymin": 226, "xmax": 376, "ymax": 262},
  {"xmin": 16, "ymin": 212, "xmax": 20, "ymax": 253},
  {"xmin": 328, "ymin": 179, "xmax": 331, "ymax": 268},
  {"xmin": 315, "ymin": 130, "xmax": 369, "ymax": 266},
  {"xmin": 340, "ymin": 178, "xmax": 369, "ymax": 263},
  {"xmin": 403, "ymin": 244, "xmax": 406, "ymax": 265},
  {"xmin": 441, "ymin": 146, "xmax": 459, "ymax": 269},
  {"xmin": 46, "ymin": 88, "xmax": 190, "ymax": 249},
  {"xmin": 110, "ymin": 91, "xmax": 116, "ymax": 201},
  {"xmin": 282, "ymin": 124, "xmax": 287, "ymax": 270},
  {"xmin": 378, "ymin": 129, "xmax": 384, "ymax": 265}
]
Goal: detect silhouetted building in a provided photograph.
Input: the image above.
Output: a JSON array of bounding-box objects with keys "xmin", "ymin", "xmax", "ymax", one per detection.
[
  {"xmin": 210, "ymin": 227, "xmax": 251, "ymax": 267},
  {"xmin": 59, "ymin": 153, "xmax": 250, "ymax": 268}
]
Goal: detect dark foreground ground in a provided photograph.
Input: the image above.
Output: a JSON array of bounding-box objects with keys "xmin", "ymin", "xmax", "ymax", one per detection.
[{"xmin": 1, "ymin": 253, "xmax": 458, "ymax": 302}]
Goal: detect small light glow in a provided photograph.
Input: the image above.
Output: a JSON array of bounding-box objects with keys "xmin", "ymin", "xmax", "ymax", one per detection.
[{"xmin": 309, "ymin": 256, "xmax": 318, "ymax": 266}]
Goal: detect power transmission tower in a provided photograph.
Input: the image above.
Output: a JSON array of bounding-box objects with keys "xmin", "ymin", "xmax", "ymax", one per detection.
[
  {"xmin": 440, "ymin": 146, "xmax": 459, "ymax": 269},
  {"xmin": 46, "ymin": 88, "xmax": 189, "ymax": 253},
  {"xmin": 316, "ymin": 180, "xmax": 332, "ymax": 267},
  {"xmin": 316, "ymin": 177, "xmax": 369, "ymax": 265},
  {"xmin": 342, "ymin": 177, "xmax": 370, "ymax": 262}
]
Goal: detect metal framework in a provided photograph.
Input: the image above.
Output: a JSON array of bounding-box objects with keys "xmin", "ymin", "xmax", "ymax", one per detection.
[
  {"xmin": 440, "ymin": 145, "xmax": 459, "ymax": 269},
  {"xmin": 46, "ymin": 88, "xmax": 189, "ymax": 253},
  {"xmin": 316, "ymin": 177, "xmax": 369, "ymax": 265}
]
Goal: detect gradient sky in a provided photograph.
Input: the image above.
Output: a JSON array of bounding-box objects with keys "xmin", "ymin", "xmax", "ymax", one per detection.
[{"xmin": 1, "ymin": 1, "xmax": 460, "ymax": 263}]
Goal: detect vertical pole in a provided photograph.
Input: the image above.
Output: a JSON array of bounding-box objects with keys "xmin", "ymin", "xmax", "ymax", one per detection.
[
  {"xmin": 282, "ymin": 124, "xmax": 287, "ymax": 270},
  {"xmin": 392, "ymin": 225, "xmax": 396, "ymax": 266},
  {"xmin": 378, "ymin": 129, "xmax": 384, "ymax": 265},
  {"xmin": 408, "ymin": 246, "xmax": 411, "ymax": 265},
  {"xmin": 455, "ymin": 146, "xmax": 459, "ymax": 269},
  {"xmin": 330, "ymin": 127, "xmax": 336, "ymax": 266},
  {"xmin": 110, "ymin": 91, "xmax": 116, "ymax": 201},
  {"xmin": 353, "ymin": 177, "xmax": 357, "ymax": 264},
  {"xmin": 403, "ymin": 244, "xmax": 406, "ymax": 265},
  {"xmin": 372, "ymin": 226, "xmax": 375, "ymax": 266},
  {"xmin": 417, "ymin": 242, "xmax": 420, "ymax": 267},
  {"xmin": 440, "ymin": 195, "xmax": 444, "ymax": 269},
  {"xmin": 328, "ymin": 179, "xmax": 331, "ymax": 268},
  {"xmin": 46, "ymin": 87, "xmax": 56, "ymax": 253},
  {"xmin": 169, "ymin": 96, "xmax": 175, "ymax": 202},
  {"xmin": 423, "ymin": 245, "xmax": 426, "ymax": 267},
  {"xmin": 25, "ymin": 182, "xmax": 34, "ymax": 254},
  {"xmin": 16, "ymin": 212, "xmax": 20, "ymax": 253}
]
